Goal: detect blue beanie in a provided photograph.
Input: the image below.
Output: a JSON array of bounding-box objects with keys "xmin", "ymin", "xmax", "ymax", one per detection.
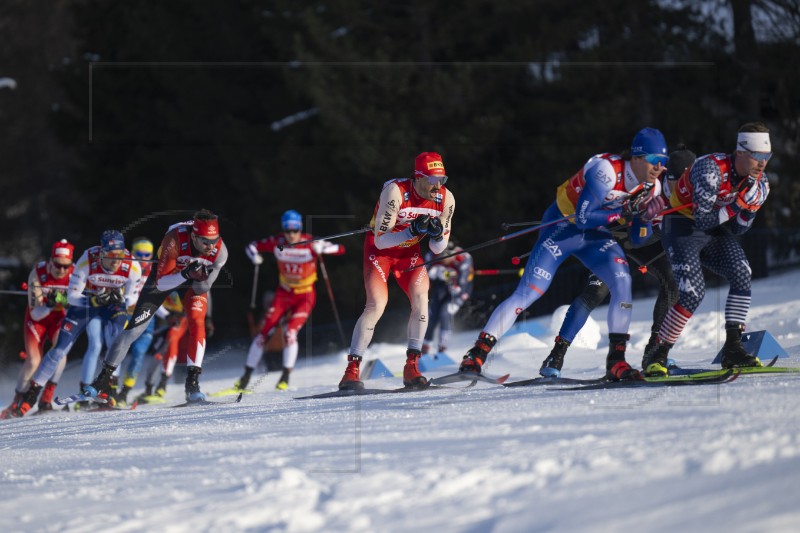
[
  {"xmin": 281, "ymin": 210, "xmax": 303, "ymax": 231},
  {"xmin": 631, "ymin": 128, "xmax": 668, "ymax": 157}
]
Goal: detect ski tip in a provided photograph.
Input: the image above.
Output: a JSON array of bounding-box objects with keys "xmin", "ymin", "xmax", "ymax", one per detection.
[{"xmin": 496, "ymin": 374, "xmax": 510, "ymax": 384}]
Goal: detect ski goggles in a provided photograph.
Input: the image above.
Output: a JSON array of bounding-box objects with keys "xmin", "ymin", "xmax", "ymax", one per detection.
[
  {"xmin": 414, "ymin": 170, "xmax": 448, "ymax": 185},
  {"xmin": 643, "ymin": 154, "xmax": 668, "ymax": 166},
  {"xmin": 134, "ymin": 250, "xmax": 153, "ymax": 260},
  {"xmin": 742, "ymin": 150, "xmax": 772, "ymax": 162},
  {"xmin": 195, "ymin": 235, "xmax": 221, "ymax": 246}
]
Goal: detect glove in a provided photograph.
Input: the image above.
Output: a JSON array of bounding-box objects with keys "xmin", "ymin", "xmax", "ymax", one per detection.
[
  {"xmin": 90, "ymin": 289, "xmax": 113, "ymax": 307},
  {"xmin": 107, "ymin": 288, "xmax": 125, "ymax": 306},
  {"xmin": 181, "ymin": 261, "xmax": 210, "ymax": 281},
  {"xmin": 45, "ymin": 290, "xmax": 57, "ymax": 307},
  {"xmin": 449, "ymin": 284, "xmax": 462, "ymax": 297},
  {"xmin": 736, "ymin": 177, "xmax": 769, "ymax": 212},
  {"xmin": 311, "ymin": 240, "xmax": 326, "ymax": 255},
  {"xmin": 427, "ymin": 217, "xmax": 444, "ymax": 241},
  {"xmin": 251, "ymin": 253, "xmax": 264, "ymax": 266},
  {"xmin": 622, "ymin": 182, "xmax": 656, "ymax": 219},
  {"xmin": 205, "ymin": 317, "xmax": 215, "ymax": 338},
  {"xmin": 446, "ymin": 302, "xmax": 461, "ymax": 315},
  {"xmin": 639, "ymin": 195, "xmax": 666, "ymax": 223},
  {"xmin": 409, "ymin": 215, "xmax": 430, "ymax": 237}
]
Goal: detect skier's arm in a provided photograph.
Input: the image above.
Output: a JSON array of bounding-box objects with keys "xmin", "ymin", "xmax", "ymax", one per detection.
[
  {"xmin": 373, "ymin": 183, "xmax": 413, "ymax": 250},
  {"xmin": 574, "ymin": 160, "xmax": 623, "ymax": 229},
  {"xmin": 429, "ymin": 192, "xmax": 455, "ymax": 255},
  {"xmin": 67, "ymin": 251, "xmax": 91, "ymax": 307}
]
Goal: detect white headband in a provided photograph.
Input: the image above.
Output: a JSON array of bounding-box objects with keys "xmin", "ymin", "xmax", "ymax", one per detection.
[{"xmin": 737, "ymin": 131, "xmax": 771, "ymax": 153}]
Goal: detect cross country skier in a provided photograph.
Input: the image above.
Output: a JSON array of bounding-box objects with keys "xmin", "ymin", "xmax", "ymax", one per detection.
[
  {"xmin": 338, "ymin": 151, "xmax": 455, "ymax": 390},
  {"xmin": 1, "ymin": 239, "xmax": 74, "ymax": 418},
  {"xmin": 539, "ymin": 147, "xmax": 696, "ymax": 377},
  {"xmin": 14, "ymin": 231, "xmax": 141, "ymax": 415},
  {"xmin": 239, "ymin": 209, "xmax": 345, "ymax": 391},
  {"xmin": 643, "ymin": 123, "xmax": 773, "ymax": 375},
  {"xmin": 460, "ymin": 128, "xmax": 669, "ymax": 381},
  {"xmin": 84, "ymin": 209, "xmax": 228, "ymax": 404},
  {"xmin": 113, "ymin": 237, "xmax": 155, "ymax": 406}
]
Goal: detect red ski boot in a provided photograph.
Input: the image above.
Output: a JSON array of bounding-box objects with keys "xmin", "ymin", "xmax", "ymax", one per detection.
[
  {"xmin": 403, "ymin": 349, "xmax": 428, "ymax": 389},
  {"xmin": 338, "ymin": 355, "xmax": 365, "ymax": 390}
]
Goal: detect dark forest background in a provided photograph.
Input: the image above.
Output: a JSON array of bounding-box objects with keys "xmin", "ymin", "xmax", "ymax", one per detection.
[{"xmin": 1, "ymin": 0, "xmax": 799, "ymax": 367}]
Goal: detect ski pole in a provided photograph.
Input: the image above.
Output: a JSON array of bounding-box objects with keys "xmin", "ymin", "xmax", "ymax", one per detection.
[
  {"xmin": 405, "ymin": 215, "xmax": 575, "ymax": 272},
  {"xmin": 318, "ymin": 254, "xmax": 348, "ymax": 348},
  {"xmin": 408, "ymin": 184, "xmax": 657, "ymax": 273},
  {"xmin": 475, "ymin": 269, "xmax": 525, "ymax": 277},
  {"xmin": 279, "ymin": 226, "xmax": 371, "ymax": 251},
  {"xmin": 500, "ymin": 220, "xmax": 541, "ymax": 231},
  {"xmin": 246, "ymin": 264, "xmax": 259, "ymax": 336},
  {"xmin": 0, "ymin": 289, "xmax": 27, "ymax": 296}
]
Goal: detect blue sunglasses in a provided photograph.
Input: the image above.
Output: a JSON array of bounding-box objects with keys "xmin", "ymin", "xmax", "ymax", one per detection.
[{"xmin": 643, "ymin": 154, "xmax": 668, "ymax": 166}]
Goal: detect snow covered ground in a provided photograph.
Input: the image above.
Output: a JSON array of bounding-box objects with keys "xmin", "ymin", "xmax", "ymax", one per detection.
[{"xmin": 2, "ymin": 268, "xmax": 800, "ymax": 533}]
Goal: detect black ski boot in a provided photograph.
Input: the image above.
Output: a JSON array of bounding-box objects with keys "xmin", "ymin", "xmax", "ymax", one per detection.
[
  {"xmin": 235, "ymin": 366, "xmax": 254, "ymax": 391},
  {"xmin": 275, "ymin": 368, "xmax": 290, "ymax": 391},
  {"xmin": 721, "ymin": 323, "xmax": 762, "ymax": 368},
  {"xmin": 641, "ymin": 337, "xmax": 674, "ymax": 377},
  {"xmin": 87, "ymin": 364, "xmax": 117, "ymax": 406},
  {"xmin": 605, "ymin": 333, "xmax": 642, "ymax": 381},
  {"xmin": 155, "ymin": 374, "xmax": 169, "ymax": 397},
  {"xmin": 539, "ymin": 336, "xmax": 570, "ymax": 377},
  {"xmin": 185, "ymin": 366, "xmax": 206, "ymax": 402},
  {"xmin": 459, "ymin": 332, "xmax": 497, "ymax": 374}
]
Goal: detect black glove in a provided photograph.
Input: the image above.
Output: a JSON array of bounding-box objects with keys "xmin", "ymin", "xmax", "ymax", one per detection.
[
  {"xmin": 409, "ymin": 215, "xmax": 430, "ymax": 237},
  {"xmin": 108, "ymin": 288, "xmax": 125, "ymax": 306},
  {"xmin": 428, "ymin": 217, "xmax": 444, "ymax": 241},
  {"xmin": 90, "ymin": 290, "xmax": 113, "ymax": 307},
  {"xmin": 181, "ymin": 261, "xmax": 210, "ymax": 281},
  {"xmin": 45, "ymin": 289, "xmax": 58, "ymax": 308}
]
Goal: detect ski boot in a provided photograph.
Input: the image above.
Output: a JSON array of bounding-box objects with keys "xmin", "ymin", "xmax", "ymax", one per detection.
[
  {"xmin": 403, "ymin": 349, "xmax": 428, "ymax": 389},
  {"xmin": 721, "ymin": 323, "xmax": 762, "ymax": 369},
  {"xmin": 338, "ymin": 355, "xmax": 365, "ymax": 390},
  {"xmin": 185, "ymin": 366, "xmax": 206, "ymax": 402},
  {"xmin": 459, "ymin": 332, "xmax": 497, "ymax": 374},
  {"xmin": 641, "ymin": 338, "xmax": 674, "ymax": 377},
  {"xmin": 539, "ymin": 336, "xmax": 570, "ymax": 378},
  {"xmin": 275, "ymin": 368, "xmax": 290, "ymax": 391},
  {"xmin": 0, "ymin": 393, "xmax": 22, "ymax": 419},
  {"xmin": 11, "ymin": 382, "xmax": 42, "ymax": 417},
  {"xmin": 155, "ymin": 374, "xmax": 169, "ymax": 397},
  {"xmin": 235, "ymin": 366, "xmax": 253, "ymax": 391},
  {"xmin": 114, "ymin": 376, "xmax": 135, "ymax": 407},
  {"xmin": 605, "ymin": 333, "xmax": 642, "ymax": 381},
  {"xmin": 84, "ymin": 363, "xmax": 117, "ymax": 406},
  {"xmin": 36, "ymin": 381, "xmax": 58, "ymax": 413}
]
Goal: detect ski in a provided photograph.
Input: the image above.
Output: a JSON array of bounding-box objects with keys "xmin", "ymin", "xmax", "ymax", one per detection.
[
  {"xmin": 170, "ymin": 392, "xmax": 243, "ymax": 408},
  {"xmin": 82, "ymin": 401, "xmax": 139, "ymax": 412},
  {"xmin": 208, "ymin": 387, "xmax": 253, "ymax": 398},
  {"xmin": 54, "ymin": 392, "xmax": 108, "ymax": 407},
  {"xmin": 504, "ymin": 376, "xmax": 607, "ymax": 387},
  {"xmin": 428, "ymin": 371, "xmax": 510, "ymax": 386},
  {"xmin": 134, "ymin": 394, "xmax": 166, "ymax": 405},
  {"xmin": 552, "ymin": 370, "xmax": 738, "ymax": 391},
  {"xmin": 294, "ymin": 384, "xmax": 451, "ymax": 400},
  {"xmin": 668, "ymin": 356, "xmax": 798, "ymax": 377}
]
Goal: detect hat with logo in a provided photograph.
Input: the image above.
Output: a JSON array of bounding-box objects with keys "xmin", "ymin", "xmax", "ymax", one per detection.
[
  {"xmin": 51, "ymin": 239, "xmax": 74, "ymax": 261},
  {"xmin": 631, "ymin": 128, "xmax": 668, "ymax": 157},
  {"xmin": 100, "ymin": 230, "xmax": 125, "ymax": 252},
  {"xmin": 281, "ymin": 210, "xmax": 303, "ymax": 231},
  {"xmin": 192, "ymin": 215, "xmax": 220, "ymax": 239},
  {"xmin": 414, "ymin": 152, "xmax": 447, "ymax": 179}
]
